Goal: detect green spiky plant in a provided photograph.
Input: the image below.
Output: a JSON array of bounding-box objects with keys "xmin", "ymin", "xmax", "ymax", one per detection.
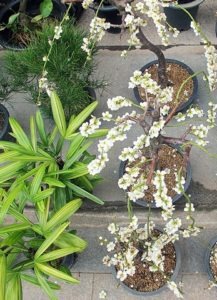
[
  {"xmin": 3, "ymin": 21, "xmax": 105, "ymax": 120},
  {"xmin": 0, "ymin": 91, "xmax": 106, "ymax": 299}
]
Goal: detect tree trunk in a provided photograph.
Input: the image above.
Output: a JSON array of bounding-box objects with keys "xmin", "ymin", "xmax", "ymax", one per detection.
[
  {"xmin": 19, "ymin": 0, "xmax": 28, "ymax": 13},
  {"xmin": 137, "ymin": 28, "xmax": 168, "ymax": 88}
]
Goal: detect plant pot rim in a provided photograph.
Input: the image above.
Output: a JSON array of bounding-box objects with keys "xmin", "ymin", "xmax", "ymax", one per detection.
[
  {"xmin": 111, "ymin": 237, "xmax": 181, "ymax": 296},
  {"xmin": 168, "ymin": 0, "xmax": 204, "ymax": 9},
  {"xmin": 133, "ymin": 58, "xmax": 198, "ymax": 114},
  {"xmin": 0, "ymin": 103, "xmax": 10, "ymax": 140},
  {"xmin": 93, "ymin": 1, "xmax": 117, "ymax": 11},
  {"xmin": 119, "ymin": 144, "xmax": 192, "ymax": 208},
  {"xmin": 204, "ymin": 235, "xmax": 217, "ymax": 282}
]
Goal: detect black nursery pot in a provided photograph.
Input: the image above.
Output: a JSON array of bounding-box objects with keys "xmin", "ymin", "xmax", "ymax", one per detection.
[
  {"xmin": 0, "ymin": 0, "xmax": 66, "ymax": 50},
  {"xmin": 164, "ymin": 0, "xmax": 204, "ymax": 31},
  {"xmin": 204, "ymin": 235, "xmax": 217, "ymax": 283},
  {"xmin": 93, "ymin": 1, "xmax": 122, "ymax": 34},
  {"xmin": 112, "ymin": 239, "xmax": 181, "ymax": 296},
  {"xmin": 0, "ymin": 103, "xmax": 11, "ymax": 141},
  {"xmin": 133, "ymin": 58, "xmax": 198, "ymax": 114},
  {"xmin": 119, "ymin": 146, "xmax": 192, "ymax": 209},
  {"xmin": 62, "ymin": 253, "xmax": 78, "ymax": 269}
]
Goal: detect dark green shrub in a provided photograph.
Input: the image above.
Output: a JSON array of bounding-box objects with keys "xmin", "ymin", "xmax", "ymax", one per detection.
[{"xmin": 4, "ymin": 21, "xmax": 104, "ymax": 120}]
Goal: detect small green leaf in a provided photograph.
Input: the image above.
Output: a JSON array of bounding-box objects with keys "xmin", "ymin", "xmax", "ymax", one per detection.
[
  {"xmin": 32, "ymin": 188, "xmax": 55, "ymax": 203},
  {"xmin": 43, "ymin": 177, "xmax": 65, "ymax": 188},
  {"xmin": 8, "ymin": 13, "xmax": 20, "ymax": 25},
  {"xmin": 31, "ymin": 14, "xmax": 43, "ymax": 23},
  {"xmin": 30, "ymin": 164, "xmax": 47, "ymax": 196},
  {"xmin": 30, "ymin": 116, "xmax": 37, "ymax": 151},
  {"xmin": 55, "ymin": 232, "xmax": 87, "ymax": 251},
  {"xmin": 66, "ymin": 134, "xmax": 85, "ymax": 160},
  {"xmin": 40, "ymin": 0, "xmax": 53, "ymax": 18}
]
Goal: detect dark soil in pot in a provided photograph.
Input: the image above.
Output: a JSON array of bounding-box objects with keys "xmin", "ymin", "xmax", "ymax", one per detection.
[
  {"xmin": 119, "ymin": 144, "xmax": 192, "ymax": 208},
  {"xmin": 205, "ymin": 236, "xmax": 217, "ymax": 283},
  {"xmin": 114, "ymin": 229, "xmax": 181, "ymax": 295},
  {"xmin": 134, "ymin": 60, "xmax": 198, "ymax": 114}
]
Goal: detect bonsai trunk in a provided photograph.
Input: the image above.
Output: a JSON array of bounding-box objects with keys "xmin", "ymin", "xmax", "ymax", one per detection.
[
  {"xmin": 137, "ymin": 28, "xmax": 168, "ymax": 89},
  {"xmin": 18, "ymin": 0, "xmax": 28, "ymax": 26}
]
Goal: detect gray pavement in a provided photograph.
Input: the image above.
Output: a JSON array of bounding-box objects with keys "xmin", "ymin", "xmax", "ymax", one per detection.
[{"xmin": 1, "ymin": 0, "xmax": 217, "ymax": 299}]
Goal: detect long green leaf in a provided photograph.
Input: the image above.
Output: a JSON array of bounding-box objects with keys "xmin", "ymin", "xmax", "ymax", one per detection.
[
  {"xmin": 36, "ymin": 263, "xmax": 79, "ymax": 284},
  {"xmin": 30, "ymin": 116, "xmax": 37, "ymax": 151},
  {"xmin": 34, "ymin": 267, "xmax": 58, "ymax": 300},
  {"xmin": 32, "ymin": 188, "xmax": 54, "ymax": 203},
  {"xmin": 0, "ymin": 183, "xmax": 24, "ymax": 223},
  {"xmin": 37, "ymin": 247, "xmax": 80, "ymax": 263},
  {"xmin": 0, "ymin": 151, "xmax": 21, "ymax": 163},
  {"xmin": 65, "ymin": 101, "xmax": 98, "ymax": 139},
  {"xmin": 9, "ymin": 118, "xmax": 33, "ymax": 151},
  {"xmin": 64, "ymin": 181, "xmax": 104, "ymax": 205},
  {"xmin": 30, "ymin": 164, "xmax": 46, "ymax": 195},
  {"xmin": 21, "ymin": 273, "xmax": 60, "ymax": 290},
  {"xmin": 61, "ymin": 165, "xmax": 89, "ymax": 180},
  {"xmin": 50, "ymin": 91, "xmax": 66, "ymax": 137},
  {"xmin": 36, "ymin": 110, "xmax": 47, "ymax": 145},
  {"xmin": 66, "ymin": 134, "xmax": 85, "ymax": 160},
  {"xmin": 5, "ymin": 274, "xmax": 22, "ymax": 300},
  {"xmin": 35, "ymin": 222, "xmax": 69, "ymax": 259},
  {"xmin": 44, "ymin": 199, "xmax": 82, "ymax": 232},
  {"xmin": 88, "ymin": 128, "xmax": 109, "ymax": 138},
  {"xmin": 0, "ymin": 250, "xmax": 6, "ymax": 300},
  {"xmin": 8, "ymin": 207, "xmax": 31, "ymax": 224},
  {"xmin": 0, "ymin": 161, "xmax": 26, "ymax": 184},
  {"xmin": 0, "ymin": 223, "xmax": 30, "ymax": 234},
  {"xmin": 55, "ymin": 232, "xmax": 87, "ymax": 251},
  {"xmin": 43, "ymin": 177, "xmax": 65, "ymax": 188},
  {"xmin": 63, "ymin": 142, "xmax": 92, "ymax": 170}
]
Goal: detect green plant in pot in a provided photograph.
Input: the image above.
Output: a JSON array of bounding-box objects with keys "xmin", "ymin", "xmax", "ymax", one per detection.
[
  {"xmin": 0, "ymin": 183, "xmax": 87, "ymax": 299},
  {"xmin": 0, "ymin": 90, "xmax": 105, "ymax": 210},
  {"xmin": 0, "ymin": 90, "xmax": 105, "ymax": 299},
  {"xmin": 3, "ymin": 20, "xmax": 104, "ymax": 121}
]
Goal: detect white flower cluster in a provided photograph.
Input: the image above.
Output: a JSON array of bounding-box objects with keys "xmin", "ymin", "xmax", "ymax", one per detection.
[
  {"xmin": 168, "ymin": 281, "xmax": 183, "ymax": 299},
  {"xmin": 165, "ymin": 218, "xmax": 182, "ymax": 235},
  {"xmin": 82, "ymin": 0, "xmax": 94, "ymax": 9},
  {"xmin": 107, "ymin": 96, "xmax": 132, "ymax": 111},
  {"xmin": 54, "ymin": 25, "xmax": 63, "ymax": 40},
  {"xmin": 149, "ymin": 119, "xmax": 165, "ymax": 138},
  {"xmin": 153, "ymin": 170, "xmax": 174, "ymax": 220},
  {"xmin": 191, "ymin": 21, "xmax": 217, "ymax": 91},
  {"xmin": 173, "ymin": 172, "xmax": 185, "ymax": 194},
  {"xmin": 191, "ymin": 124, "xmax": 209, "ymax": 147},
  {"xmin": 124, "ymin": 13, "xmax": 144, "ymax": 48},
  {"xmin": 102, "ymin": 216, "xmax": 155, "ymax": 281},
  {"xmin": 80, "ymin": 116, "xmax": 101, "ymax": 137},
  {"xmin": 82, "ymin": 17, "xmax": 110, "ymax": 60},
  {"xmin": 207, "ymin": 102, "xmax": 217, "ymax": 128},
  {"xmin": 129, "ymin": 70, "xmax": 173, "ymax": 107}
]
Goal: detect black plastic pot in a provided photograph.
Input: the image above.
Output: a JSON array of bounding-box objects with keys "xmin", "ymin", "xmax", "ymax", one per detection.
[
  {"xmin": 164, "ymin": 0, "xmax": 204, "ymax": 31},
  {"xmin": 92, "ymin": 1, "xmax": 121, "ymax": 34},
  {"xmin": 0, "ymin": 0, "xmax": 66, "ymax": 50},
  {"xmin": 62, "ymin": 253, "xmax": 78, "ymax": 269},
  {"xmin": 0, "ymin": 103, "xmax": 11, "ymax": 141},
  {"xmin": 133, "ymin": 59, "xmax": 198, "ymax": 114},
  {"xmin": 112, "ymin": 238, "xmax": 181, "ymax": 296},
  {"xmin": 119, "ymin": 145, "xmax": 192, "ymax": 208},
  {"xmin": 204, "ymin": 235, "xmax": 217, "ymax": 283}
]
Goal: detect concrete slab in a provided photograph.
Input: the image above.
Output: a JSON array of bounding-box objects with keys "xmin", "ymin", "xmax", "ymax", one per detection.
[{"xmin": 78, "ymin": 0, "xmax": 217, "ymax": 47}]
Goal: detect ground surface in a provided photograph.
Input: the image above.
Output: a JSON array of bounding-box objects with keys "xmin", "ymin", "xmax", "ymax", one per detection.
[{"xmin": 1, "ymin": 0, "xmax": 217, "ymax": 299}]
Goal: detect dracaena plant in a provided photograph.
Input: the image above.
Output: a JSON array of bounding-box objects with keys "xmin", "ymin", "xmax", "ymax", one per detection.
[
  {"xmin": 0, "ymin": 91, "xmax": 106, "ymax": 210},
  {"xmin": 0, "ymin": 185, "xmax": 87, "ymax": 300}
]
